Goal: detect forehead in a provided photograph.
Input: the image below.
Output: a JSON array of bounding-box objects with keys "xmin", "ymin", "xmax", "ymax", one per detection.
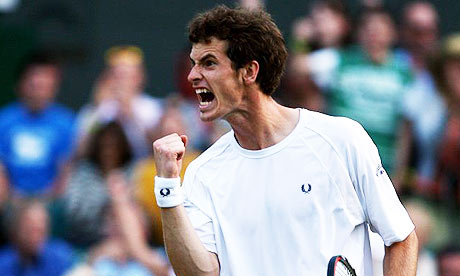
[
  {"xmin": 406, "ymin": 4, "xmax": 437, "ymax": 25},
  {"xmin": 190, "ymin": 38, "xmax": 228, "ymax": 60},
  {"xmin": 361, "ymin": 14, "xmax": 393, "ymax": 30},
  {"xmin": 23, "ymin": 64, "xmax": 59, "ymax": 78}
]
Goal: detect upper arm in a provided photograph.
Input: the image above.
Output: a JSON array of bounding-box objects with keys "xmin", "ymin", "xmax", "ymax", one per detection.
[
  {"xmin": 348, "ymin": 124, "xmax": 415, "ymax": 246},
  {"xmin": 184, "ymin": 199, "xmax": 218, "ymax": 254},
  {"xmin": 183, "ymin": 171, "xmax": 218, "ymax": 254},
  {"xmin": 385, "ymin": 229, "xmax": 418, "ymax": 252}
]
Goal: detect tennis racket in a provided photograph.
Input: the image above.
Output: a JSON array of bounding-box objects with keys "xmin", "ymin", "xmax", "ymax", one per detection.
[{"xmin": 327, "ymin": 255, "xmax": 357, "ymax": 276}]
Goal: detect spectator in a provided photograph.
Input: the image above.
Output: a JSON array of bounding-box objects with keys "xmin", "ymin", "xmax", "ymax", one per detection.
[
  {"xmin": 89, "ymin": 171, "xmax": 171, "ymax": 276},
  {"xmin": 432, "ymin": 33, "xmax": 460, "ymax": 204},
  {"xmin": 134, "ymin": 97, "xmax": 202, "ymax": 246},
  {"xmin": 282, "ymin": 0, "xmax": 351, "ymax": 112},
  {"xmin": 63, "ymin": 121, "xmax": 134, "ymax": 248},
  {"xmin": 291, "ymin": 0, "xmax": 351, "ymax": 53},
  {"xmin": 238, "ymin": 0, "xmax": 264, "ymax": 10},
  {"xmin": 437, "ymin": 245, "xmax": 460, "ymax": 276},
  {"xmin": 397, "ymin": 1, "xmax": 447, "ymax": 195},
  {"xmin": 406, "ymin": 200, "xmax": 438, "ymax": 276},
  {"xmin": 302, "ymin": 8, "xmax": 414, "ymax": 189},
  {"xmin": 0, "ymin": 199, "xmax": 74, "ymax": 276},
  {"xmin": 0, "ymin": 51, "xmax": 76, "ymax": 197},
  {"xmin": 76, "ymin": 45, "xmax": 163, "ymax": 160}
]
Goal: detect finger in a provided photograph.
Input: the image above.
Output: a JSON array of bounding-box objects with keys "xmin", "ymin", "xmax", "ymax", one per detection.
[
  {"xmin": 153, "ymin": 134, "xmax": 183, "ymax": 152},
  {"xmin": 156, "ymin": 141, "xmax": 185, "ymax": 158}
]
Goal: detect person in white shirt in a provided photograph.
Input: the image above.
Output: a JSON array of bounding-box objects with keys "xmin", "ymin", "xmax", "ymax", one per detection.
[{"xmin": 152, "ymin": 5, "xmax": 418, "ymax": 276}]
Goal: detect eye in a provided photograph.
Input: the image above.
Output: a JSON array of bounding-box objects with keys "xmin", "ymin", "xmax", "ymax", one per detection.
[{"xmin": 204, "ymin": 60, "xmax": 216, "ymax": 67}]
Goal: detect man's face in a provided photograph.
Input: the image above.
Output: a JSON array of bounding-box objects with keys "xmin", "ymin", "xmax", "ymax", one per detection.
[
  {"xmin": 188, "ymin": 38, "xmax": 245, "ymax": 122},
  {"xmin": 18, "ymin": 64, "xmax": 60, "ymax": 112},
  {"xmin": 109, "ymin": 62, "xmax": 145, "ymax": 97},
  {"xmin": 358, "ymin": 14, "xmax": 395, "ymax": 55},
  {"xmin": 311, "ymin": 6, "xmax": 348, "ymax": 48},
  {"xmin": 403, "ymin": 4, "xmax": 438, "ymax": 55}
]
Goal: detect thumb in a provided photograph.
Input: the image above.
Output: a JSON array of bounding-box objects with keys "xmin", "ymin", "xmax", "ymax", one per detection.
[
  {"xmin": 176, "ymin": 135, "xmax": 188, "ymax": 161},
  {"xmin": 180, "ymin": 135, "xmax": 188, "ymax": 148}
]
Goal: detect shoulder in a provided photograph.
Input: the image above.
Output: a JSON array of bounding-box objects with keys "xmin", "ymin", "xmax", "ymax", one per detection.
[
  {"xmin": 0, "ymin": 103, "xmax": 21, "ymax": 122},
  {"xmin": 45, "ymin": 239, "xmax": 73, "ymax": 253},
  {"xmin": 0, "ymin": 245, "xmax": 16, "ymax": 260},
  {"xmin": 301, "ymin": 109, "xmax": 369, "ymax": 145},
  {"xmin": 0, "ymin": 246, "xmax": 19, "ymax": 272},
  {"xmin": 184, "ymin": 131, "xmax": 233, "ymax": 182},
  {"xmin": 299, "ymin": 109, "xmax": 375, "ymax": 161},
  {"xmin": 49, "ymin": 104, "xmax": 75, "ymax": 120}
]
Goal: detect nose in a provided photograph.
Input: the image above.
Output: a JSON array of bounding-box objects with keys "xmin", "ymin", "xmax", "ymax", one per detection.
[{"xmin": 187, "ymin": 65, "xmax": 202, "ymax": 85}]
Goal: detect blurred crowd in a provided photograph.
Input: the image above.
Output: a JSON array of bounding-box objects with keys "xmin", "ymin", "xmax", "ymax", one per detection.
[{"xmin": 0, "ymin": 0, "xmax": 459, "ymax": 275}]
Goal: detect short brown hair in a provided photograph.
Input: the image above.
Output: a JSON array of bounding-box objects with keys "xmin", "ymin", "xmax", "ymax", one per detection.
[{"xmin": 188, "ymin": 5, "xmax": 288, "ymax": 95}]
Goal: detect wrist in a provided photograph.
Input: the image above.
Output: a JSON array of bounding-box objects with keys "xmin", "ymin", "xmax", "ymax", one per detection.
[{"xmin": 154, "ymin": 176, "xmax": 184, "ymax": 208}]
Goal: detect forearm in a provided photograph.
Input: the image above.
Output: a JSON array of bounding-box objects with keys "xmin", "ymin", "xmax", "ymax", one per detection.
[
  {"xmin": 383, "ymin": 230, "xmax": 418, "ymax": 276},
  {"xmin": 108, "ymin": 172, "xmax": 170, "ymax": 276},
  {"xmin": 111, "ymin": 198, "xmax": 149, "ymax": 258},
  {"xmin": 161, "ymin": 206, "xmax": 219, "ymax": 276}
]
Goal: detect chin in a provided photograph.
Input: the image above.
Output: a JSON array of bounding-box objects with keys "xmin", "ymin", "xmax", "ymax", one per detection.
[
  {"xmin": 199, "ymin": 109, "xmax": 223, "ymax": 122},
  {"xmin": 199, "ymin": 113, "xmax": 216, "ymax": 122}
]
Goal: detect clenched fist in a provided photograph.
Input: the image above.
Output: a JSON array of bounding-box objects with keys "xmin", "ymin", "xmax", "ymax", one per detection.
[{"xmin": 153, "ymin": 133, "xmax": 188, "ymax": 178}]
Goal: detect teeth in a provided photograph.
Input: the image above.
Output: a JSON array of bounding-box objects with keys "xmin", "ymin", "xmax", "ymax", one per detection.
[
  {"xmin": 195, "ymin": 88, "xmax": 210, "ymax": 94},
  {"xmin": 195, "ymin": 88, "xmax": 215, "ymax": 105}
]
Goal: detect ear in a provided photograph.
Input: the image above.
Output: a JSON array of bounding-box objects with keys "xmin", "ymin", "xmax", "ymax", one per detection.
[{"xmin": 241, "ymin": 60, "xmax": 259, "ymax": 85}]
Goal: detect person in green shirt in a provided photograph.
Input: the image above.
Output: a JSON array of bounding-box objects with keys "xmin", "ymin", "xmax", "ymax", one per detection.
[{"xmin": 307, "ymin": 8, "xmax": 414, "ymax": 190}]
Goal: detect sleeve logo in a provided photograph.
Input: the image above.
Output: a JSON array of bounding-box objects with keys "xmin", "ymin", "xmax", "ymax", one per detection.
[{"xmin": 376, "ymin": 164, "xmax": 386, "ymax": 177}]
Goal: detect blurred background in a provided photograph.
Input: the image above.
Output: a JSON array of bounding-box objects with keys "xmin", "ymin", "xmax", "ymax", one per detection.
[
  {"xmin": 1, "ymin": 0, "xmax": 459, "ymax": 109},
  {"xmin": 1, "ymin": 0, "xmax": 460, "ymax": 275}
]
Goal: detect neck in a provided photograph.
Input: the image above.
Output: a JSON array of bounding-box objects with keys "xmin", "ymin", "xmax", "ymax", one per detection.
[
  {"xmin": 226, "ymin": 93, "xmax": 299, "ymax": 150},
  {"xmin": 363, "ymin": 46, "xmax": 390, "ymax": 64},
  {"xmin": 367, "ymin": 47, "xmax": 389, "ymax": 64}
]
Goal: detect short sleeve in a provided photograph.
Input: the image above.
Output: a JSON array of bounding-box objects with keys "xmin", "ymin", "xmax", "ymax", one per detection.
[
  {"xmin": 183, "ymin": 171, "xmax": 217, "ymax": 254},
  {"xmin": 349, "ymin": 123, "xmax": 414, "ymax": 246},
  {"xmin": 183, "ymin": 199, "xmax": 217, "ymax": 254}
]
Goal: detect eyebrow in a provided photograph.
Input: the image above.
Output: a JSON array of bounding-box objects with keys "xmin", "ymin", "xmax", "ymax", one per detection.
[{"xmin": 190, "ymin": 53, "xmax": 217, "ymax": 65}]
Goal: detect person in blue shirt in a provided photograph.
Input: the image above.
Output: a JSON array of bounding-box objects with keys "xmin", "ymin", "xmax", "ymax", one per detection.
[
  {"xmin": 0, "ymin": 199, "xmax": 74, "ymax": 276},
  {"xmin": 0, "ymin": 51, "xmax": 75, "ymax": 197}
]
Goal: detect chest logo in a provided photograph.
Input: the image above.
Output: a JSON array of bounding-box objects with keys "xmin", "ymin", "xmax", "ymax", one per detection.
[
  {"xmin": 301, "ymin": 184, "xmax": 312, "ymax": 194},
  {"xmin": 160, "ymin": 188, "xmax": 171, "ymax": 197}
]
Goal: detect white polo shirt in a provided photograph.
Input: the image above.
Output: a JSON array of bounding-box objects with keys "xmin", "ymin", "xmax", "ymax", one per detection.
[{"xmin": 182, "ymin": 109, "xmax": 414, "ymax": 276}]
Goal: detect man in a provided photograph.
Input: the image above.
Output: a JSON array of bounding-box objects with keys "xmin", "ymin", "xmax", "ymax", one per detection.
[
  {"xmin": 76, "ymin": 45, "xmax": 163, "ymax": 160},
  {"xmin": 0, "ymin": 200, "xmax": 74, "ymax": 275},
  {"xmin": 0, "ymin": 51, "xmax": 75, "ymax": 197},
  {"xmin": 306, "ymin": 8, "xmax": 414, "ymax": 191},
  {"xmin": 153, "ymin": 5, "xmax": 418, "ymax": 276},
  {"xmin": 397, "ymin": 1, "xmax": 447, "ymax": 194}
]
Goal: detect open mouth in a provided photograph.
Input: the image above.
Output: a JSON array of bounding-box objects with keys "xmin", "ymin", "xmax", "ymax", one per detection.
[{"xmin": 196, "ymin": 88, "xmax": 215, "ymax": 106}]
